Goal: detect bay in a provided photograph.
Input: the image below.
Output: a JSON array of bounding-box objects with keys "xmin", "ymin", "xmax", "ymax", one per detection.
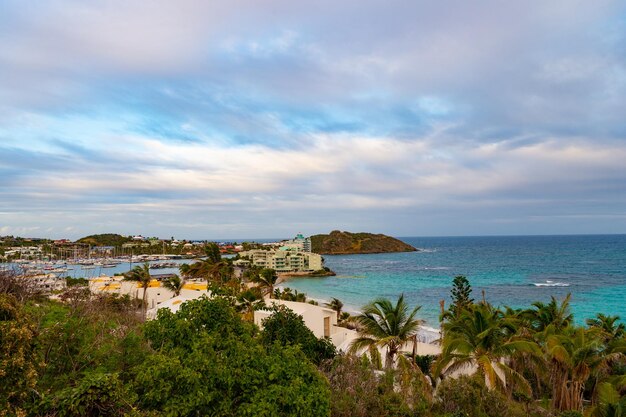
[{"xmin": 279, "ymin": 235, "xmax": 626, "ymax": 326}]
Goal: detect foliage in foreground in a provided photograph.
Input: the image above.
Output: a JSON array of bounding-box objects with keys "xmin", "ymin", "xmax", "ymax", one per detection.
[
  {"xmin": 0, "ymin": 294, "xmax": 39, "ymax": 416},
  {"xmin": 322, "ymin": 354, "xmax": 432, "ymax": 417},
  {"xmin": 260, "ymin": 304, "xmax": 337, "ymax": 365},
  {"xmin": 0, "ymin": 280, "xmax": 332, "ymax": 417},
  {"xmin": 137, "ymin": 297, "xmax": 331, "ymax": 416},
  {"xmin": 2, "ymin": 268, "xmax": 626, "ymax": 417},
  {"xmin": 435, "ymin": 276, "xmax": 626, "ymax": 416}
]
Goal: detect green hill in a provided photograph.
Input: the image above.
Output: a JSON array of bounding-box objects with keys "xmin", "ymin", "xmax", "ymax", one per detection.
[
  {"xmin": 76, "ymin": 234, "xmax": 132, "ymax": 247},
  {"xmin": 310, "ymin": 231, "xmax": 417, "ymax": 255}
]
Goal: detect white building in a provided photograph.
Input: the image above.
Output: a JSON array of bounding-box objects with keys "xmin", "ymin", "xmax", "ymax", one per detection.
[
  {"xmin": 23, "ymin": 274, "xmax": 67, "ymax": 292},
  {"xmin": 238, "ymin": 249, "xmax": 323, "ymax": 272},
  {"xmin": 253, "ymin": 299, "xmax": 441, "ymax": 355},
  {"xmin": 279, "ymin": 234, "xmax": 312, "ymax": 253},
  {"xmin": 6, "ymin": 246, "xmax": 43, "ymax": 256},
  {"xmin": 254, "ymin": 299, "xmax": 338, "ymax": 338},
  {"xmin": 121, "ymin": 281, "xmax": 441, "ymax": 356}
]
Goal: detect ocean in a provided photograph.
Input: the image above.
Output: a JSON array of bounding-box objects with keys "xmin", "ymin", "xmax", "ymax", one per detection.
[{"xmin": 279, "ymin": 235, "xmax": 626, "ymax": 327}]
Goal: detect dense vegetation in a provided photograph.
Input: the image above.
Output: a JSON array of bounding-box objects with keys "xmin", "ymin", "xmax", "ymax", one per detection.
[
  {"xmin": 0, "ymin": 271, "xmax": 331, "ymax": 417},
  {"xmin": 311, "ymin": 230, "xmax": 417, "ymax": 254},
  {"xmin": 75, "ymin": 234, "xmax": 132, "ymax": 247},
  {"xmin": 1, "ymin": 267, "xmax": 625, "ymax": 417}
]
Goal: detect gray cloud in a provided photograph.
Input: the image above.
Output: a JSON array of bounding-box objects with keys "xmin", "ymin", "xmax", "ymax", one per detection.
[{"xmin": 0, "ymin": 0, "xmax": 625, "ymax": 238}]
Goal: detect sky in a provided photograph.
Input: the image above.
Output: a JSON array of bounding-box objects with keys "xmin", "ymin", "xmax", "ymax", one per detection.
[{"xmin": 1, "ymin": 0, "xmax": 626, "ymax": 240}]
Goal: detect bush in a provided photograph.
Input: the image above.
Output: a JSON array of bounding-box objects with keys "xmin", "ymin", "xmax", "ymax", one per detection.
[
  {"xmin": 0, "ymin": 270, "xmax": 43, "ymax": 302},
  {"xmin": 34, "ymin": 296, "xmax": 146, "ymax": 393},
  {"xmin": 137, "ymin": 297, "xmax": 331, "ymax": 416},
  {"xmin": 35, "ymin": 372, "xmax": 136, "ymax": 417},
  {"xmin": 143, "ymin": 295, "xmax": 251, "ymax": 351},
  {"xmin": 322, "ymin": 354, "xmax": 431, "ymax": 417},
  {"xmin": 434, "ymin": 375, "xmax": 528, "ymax": 417},
  {"xmin": 322, "ymin": 354, "xmax": 383, "ymax": 417},
  {"xmin": 0, "ymin": 294, "xmax": 39, "ymax": 416},
  {"xmin": 65, "ymin": 277, "xmax": 89, "ymax": 287},
  {"xmin": 260, "ymin": 304, "xmax": 336, "ymax": 364}
]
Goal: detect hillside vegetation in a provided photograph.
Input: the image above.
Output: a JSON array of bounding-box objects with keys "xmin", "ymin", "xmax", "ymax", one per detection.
[
  {"xmin": 311, "ymin": 230, "xmax": 417, "ymax": 254},
  {"xmin": 76, "ymin": 233, "xmax": 131, "ymax": 246}
]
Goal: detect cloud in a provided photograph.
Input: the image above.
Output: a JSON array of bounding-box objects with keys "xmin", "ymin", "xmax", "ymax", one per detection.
[
  {"xmin": 2, "ymin": 131, "xmax": 625, "ymax": 237},
  {"xmin": 0, "ymin": 0, "xmax": 625, "ymax": 237}
]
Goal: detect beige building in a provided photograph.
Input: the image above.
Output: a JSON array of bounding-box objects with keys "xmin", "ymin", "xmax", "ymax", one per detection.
[
  {"xmin": 238, "ymin": 249, "xmax": 323, "ymax": 272},
  {"xmin": 254, "ymin": 299, "xmax": 338, "ymax": 338}
]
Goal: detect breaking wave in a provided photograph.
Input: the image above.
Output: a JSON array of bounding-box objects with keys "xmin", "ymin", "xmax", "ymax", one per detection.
[{"xmin": 533, "ymin": 280, "xmax": 570, "ymax": 287}]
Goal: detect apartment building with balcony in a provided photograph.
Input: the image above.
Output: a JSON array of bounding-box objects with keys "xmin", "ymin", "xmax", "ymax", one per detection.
[{"xmin": 237, "ymin": 249, "xmax": 323, "ymax": 272}]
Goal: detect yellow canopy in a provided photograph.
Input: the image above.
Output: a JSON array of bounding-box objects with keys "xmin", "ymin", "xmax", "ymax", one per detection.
[{"xmin": 183, "ymin": 282, "xmax": 207, "ymax": 291}]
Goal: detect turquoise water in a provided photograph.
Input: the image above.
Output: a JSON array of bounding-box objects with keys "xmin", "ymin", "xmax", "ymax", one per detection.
[{"xmin": 280, "ymin": 235, "xmax": 626, "ymax": 327}]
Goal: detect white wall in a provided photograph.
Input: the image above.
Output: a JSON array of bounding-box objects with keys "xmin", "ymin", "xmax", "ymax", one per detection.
[{"xmin": 254, "ymin": 299, "xmax": 338, "ymax": 339}]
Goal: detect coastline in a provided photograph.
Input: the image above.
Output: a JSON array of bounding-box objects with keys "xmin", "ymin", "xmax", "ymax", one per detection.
[
  {"xmin": 276, "ymin": 234, "xmax": 626, "ymax": 327},
  {"xmin": 316, "ymin": 248, "xmax": 418, "ymax": 255},
  {"xmin": 275, "ymin": 284, "xmax": 441, "ymax": 344},
  {"xmin": 277, "ymin": 269, "xmax": 336, "ymax": 279}
]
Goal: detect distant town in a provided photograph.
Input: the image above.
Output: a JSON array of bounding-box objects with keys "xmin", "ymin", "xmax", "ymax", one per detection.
[
  {"xmin": 0, "ymin": 233, "xmax": 314, "ymax": 261},
  {"xmin": 0, "ymin": 233, "xmax": 328, "ymax": 288}
]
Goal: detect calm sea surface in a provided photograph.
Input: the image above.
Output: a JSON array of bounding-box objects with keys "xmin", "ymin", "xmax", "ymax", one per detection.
[{"xmin": 279, "ymin": 235, "xmax": 626, "ymax": 327}]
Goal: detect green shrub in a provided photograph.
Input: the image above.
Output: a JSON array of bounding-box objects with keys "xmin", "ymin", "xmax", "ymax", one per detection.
[
  {"xmin": 414, "ymin": 354, "xmax": 437, "ymax": 377},
  {"xmin": 322, "ymin": 354, "xmax": 431, "ymax": 417},
  {"xmin": 0, "ymin": 294, "xmax": 39, "ymax": 416},
  {"xmin": 433, "ymin": 375, "xmax": 528, "ymax": 417},
  {"xmin": 137, "ymin": 297, "xmax": 331, "ymax": 416},
  {"xmin": 65, "ymin": 277, "xmax": 89, "ymax": 287},
  {"xmin": 36, "ymin": 372, "xmax": 136, "ymax": 417},
  {"xmin": 260, "ymin": 304, "xmax": 336, "ymax": 364}
]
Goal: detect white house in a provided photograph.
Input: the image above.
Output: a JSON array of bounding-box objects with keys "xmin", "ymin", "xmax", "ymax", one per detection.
[{"xmin": 254, "ymin": 299, "xmax": 338, "ymax": 338}]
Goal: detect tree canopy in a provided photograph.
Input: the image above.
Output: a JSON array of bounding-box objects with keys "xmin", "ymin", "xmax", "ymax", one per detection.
[{"xmin": 139, "ymin": 297, "xmax": 331, "ymax": 416}]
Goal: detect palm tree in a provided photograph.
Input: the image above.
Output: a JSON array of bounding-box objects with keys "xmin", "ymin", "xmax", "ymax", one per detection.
[
  {"xmin": 242, "ymin": 265, "xmax": 262, "ymax": 283},
  {"xmin": 251, "ymin": 268, "xmax": 278, "ymax": 298},
  {"xmin": 325, "ymin": 297, "xmax": 344, "ymax": 321},
  {"xmin": 543, "ymin": 326, "xmax": 624, "ymax": 413},
  {"xmin": 586, "ymin": 313, "xmax": 625, "ymax": 341},
  {"xmin": 178, "ymin": 263, "xmax": 191, "ymax": 279},
  {"xmin": 524, "ymin": 294, "xmax": 573, "ymax": 332},
  {"xmin": 203, "ymin": 242, "xmax": 221, "ymax": 264},
  {"xmin": 586, "ymin": 382, "xmax": 626, "ymax": 417},
  {"xmin": 236, "ymin": 287, "xmax": 265, "ymax": 322},
  {"xmin": 349, "ymin": 294, "xmax": 423, "ymax": 369},
  {"xmin": 434, "ymin": 302, "xmax": 540, "ymax": 393},
  {"xmin": 185, "ymin": 256, "xmax": 233, "ymax": 289},
  {"xmin": 293, "ymin": 290, "xmax": 307, "ymax": 302},
  {"xmin": 123, "ymin": 262, "xmax": 152, "ymax": 319},
  {"xmin": 162, "ymin": 274, "xmax": 185, "ymax": 297}
]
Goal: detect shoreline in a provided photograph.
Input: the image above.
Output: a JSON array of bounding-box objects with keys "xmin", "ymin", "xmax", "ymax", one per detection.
[
  {"xmin": 317, "ymin": 249, "xmax": 418, "ymax": 255},
  {"xmin": 275, "ymin": 283, "xmax": 441, "ymax": 344},
  {"xmin": 277, "ymin": 269, "xmax": 336, "ymax": 279}
]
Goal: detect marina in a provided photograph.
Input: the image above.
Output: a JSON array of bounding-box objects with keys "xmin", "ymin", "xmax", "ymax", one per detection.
[{"xmin": 4, "ymin": 255, "xmax": 194, "ymax": 279}]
